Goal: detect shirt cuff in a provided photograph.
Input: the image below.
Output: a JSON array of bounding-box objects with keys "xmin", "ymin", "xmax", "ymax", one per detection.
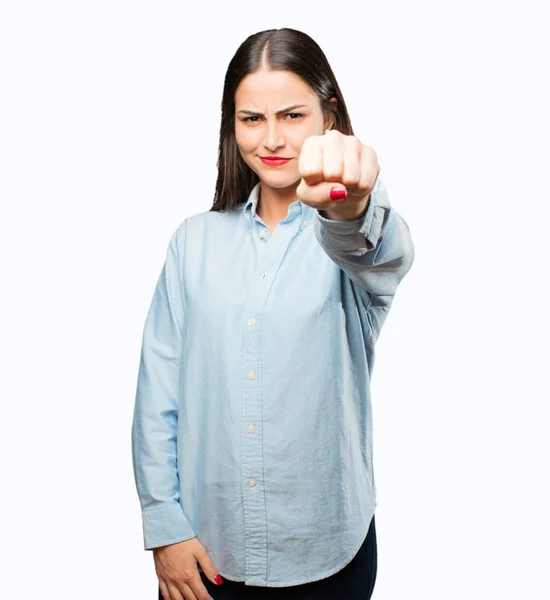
[
  {"xmin": 313, "ymin": 177, "xmax": 391, "ymax": 254},
  {"xmin": 142, "ymin": 502, "xmax": 196, "ymax": 550}
]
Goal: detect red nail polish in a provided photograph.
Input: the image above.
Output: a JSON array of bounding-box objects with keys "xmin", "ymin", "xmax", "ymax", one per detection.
[
  {"xmin": 330, "ymin": 187, "xmax": 347, "ymax": 200},
  {"xmin": 214, "ymin": 574, "xmax": 224, "ymax": 585}
]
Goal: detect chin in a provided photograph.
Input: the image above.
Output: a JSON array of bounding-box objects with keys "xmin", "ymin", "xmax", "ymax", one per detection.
[
  {"xmin": 259, "ymin": 170, "xmax": 300, "ymax": 183},
  {"xmin": 260, "ymin": 177, "xmax": 301, "ymax": 189}
]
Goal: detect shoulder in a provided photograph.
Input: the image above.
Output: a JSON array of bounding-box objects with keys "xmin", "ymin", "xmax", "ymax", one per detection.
[{"xmin": 172, "ymin": 205, "xmax": 244, "ymax": 244}]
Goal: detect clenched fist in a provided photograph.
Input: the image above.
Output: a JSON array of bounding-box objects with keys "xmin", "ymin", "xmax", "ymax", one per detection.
[{"xmin": 296, "ymin": 129, "xmax": 380, "ymax": 220}]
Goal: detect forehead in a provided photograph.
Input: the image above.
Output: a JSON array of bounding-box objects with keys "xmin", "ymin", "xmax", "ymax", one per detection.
[{"xmin": 235, "ymin": 69, "xmax": 318, "ymax": 109}]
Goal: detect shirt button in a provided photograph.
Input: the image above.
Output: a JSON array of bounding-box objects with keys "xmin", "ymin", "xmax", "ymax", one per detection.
[
  {"xmin": 262, "ymin": 272, "xmax": 267, "ymax": 279},
  {"xmin": 303, "ymin": 220, "xmax": 308, "ymax": 226},
  {"xmin": 248, "ymin": 478, "xmax": 257, "ymax": 487},
  {"xmin": 248, "ymin": 370, "xmax": 256, "ymax": 380},
  {"xmin": 248, "ymin": 317, "xmax": 256, "ymax": 327},
  {"xmin": 247, "ymin": 424, "xmax": 256, "ymax": 434},
  {"xmin": 259, "ymin": 230, "xmax": 265, "ymax": 238}
]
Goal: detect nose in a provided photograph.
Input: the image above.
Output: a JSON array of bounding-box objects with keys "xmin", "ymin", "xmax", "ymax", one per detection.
[{"xmin": 263, "ymin": 119, "xmax": 284, "ymax": 153}]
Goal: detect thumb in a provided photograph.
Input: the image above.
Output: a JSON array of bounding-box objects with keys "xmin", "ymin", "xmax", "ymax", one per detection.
[
  {"xmin": 196, "ymin": 548, "xmax": 224, "ymax": 586},
  {"xmin": 328, "ymin": 184, "xmax": 348, "ymax": 201},
  {"xmin": 297, "ymin": 179, "xmax": 348, "ymax": 205}
]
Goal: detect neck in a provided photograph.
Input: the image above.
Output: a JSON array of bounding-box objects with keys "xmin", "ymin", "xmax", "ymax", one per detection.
[{"xmin": 257, "ymin": 181, "xmax": 299, "ymax": 223}]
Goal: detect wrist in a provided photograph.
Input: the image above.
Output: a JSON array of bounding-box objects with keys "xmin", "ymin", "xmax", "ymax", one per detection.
[{"xmin": 320, "ymin": 195, "xmax": 370, "ymax": 221}]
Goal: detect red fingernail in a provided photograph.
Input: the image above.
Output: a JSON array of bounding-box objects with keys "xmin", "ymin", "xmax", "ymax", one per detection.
[
  {"xmin": 330, "ymin": 187, "xmax": 347, "ymax": 200},
  {"xmin": 214, "ymin": 574, "xmax": 224, "ymax": 585}
]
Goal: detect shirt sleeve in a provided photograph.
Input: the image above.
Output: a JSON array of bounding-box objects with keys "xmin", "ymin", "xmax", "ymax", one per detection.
[
  {"xmin": 131, "ymin": 221, "xmax": 196, "ymax": 550},
  {"xmin": 312, "ymin": 177, "xmax": 415, "ymax": 306}
]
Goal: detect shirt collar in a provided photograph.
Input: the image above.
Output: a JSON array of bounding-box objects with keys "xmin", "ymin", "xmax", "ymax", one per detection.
[{"xmin": 243, "ymin": 182, "xmax": 313, "ymax": 225}]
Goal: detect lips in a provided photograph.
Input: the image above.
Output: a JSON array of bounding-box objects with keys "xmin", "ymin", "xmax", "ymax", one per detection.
[{"xmin": 260, "ymin": 157, "xmax": 292, "ymax": 166}]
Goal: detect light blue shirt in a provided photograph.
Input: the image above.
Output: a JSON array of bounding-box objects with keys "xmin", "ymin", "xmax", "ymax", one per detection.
[{"xmin": 131, "ymin": 177, "xmax": 414, "ymax": 587}]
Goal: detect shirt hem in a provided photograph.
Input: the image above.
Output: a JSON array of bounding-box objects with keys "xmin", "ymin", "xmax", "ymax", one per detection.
[{"xmin": 218, "ymin": 505, "xmax": 376, "ymax": 588}]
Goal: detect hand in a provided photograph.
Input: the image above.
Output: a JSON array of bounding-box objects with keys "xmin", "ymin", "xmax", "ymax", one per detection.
[
  {"xmin": 154, "ymin": 536, "xmax": 223, "ymax": 600},
  {"xmin": 296, "ymin": 129, "xmax": 380, "ymax": 220}
]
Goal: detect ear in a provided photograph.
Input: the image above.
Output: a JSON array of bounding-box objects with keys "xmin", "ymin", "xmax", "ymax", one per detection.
[{"xmin": 324, "ymin": 97, "xmax": 338, "ymax": 132}]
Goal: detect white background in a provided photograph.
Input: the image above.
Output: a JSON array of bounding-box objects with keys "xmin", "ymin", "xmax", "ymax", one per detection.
[{"xmin": 1, "ymin": 1, "xmax": 549, "ymax": 598}]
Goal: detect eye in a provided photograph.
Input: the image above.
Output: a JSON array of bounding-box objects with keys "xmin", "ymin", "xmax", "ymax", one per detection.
[{"xmin": 241, "ymin": 113, "xmax": 304, "ymax": 123}]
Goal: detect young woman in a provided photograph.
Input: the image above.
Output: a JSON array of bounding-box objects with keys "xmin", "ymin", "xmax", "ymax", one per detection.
[{"xmin": 132, "ymin": 27, "xmax": 415, "ymax": 600}]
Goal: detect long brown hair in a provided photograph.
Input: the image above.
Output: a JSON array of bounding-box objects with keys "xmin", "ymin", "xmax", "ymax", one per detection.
[{"xmin": 209, "ymin": 27, "xmax": 354, "ymax": 213}]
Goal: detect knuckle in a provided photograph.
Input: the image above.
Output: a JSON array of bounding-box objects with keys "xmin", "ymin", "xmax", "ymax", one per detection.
[
  {"xmin": 324, "ymin": 169, "xmax": 342, "ymax": 180},
  {"xmin": 300, "ymin": 167, "xmax": 320, "ymax": 178},
  {"xmin": 180, "ymin": 568, "xmax": 196, "ymax": 582},
  {"xmin": 342, "ymin": 173, "xmax": 361, "ymax": 186}
]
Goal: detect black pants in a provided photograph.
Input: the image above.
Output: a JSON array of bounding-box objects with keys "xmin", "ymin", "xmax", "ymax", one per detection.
[{"xmin": 159, "ymin": 514, "xmax": 377, "ymax": 600}]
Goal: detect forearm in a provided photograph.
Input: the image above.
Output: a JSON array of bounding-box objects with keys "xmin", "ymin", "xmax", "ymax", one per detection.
[{"xmin": 313, "ymin": 178, "xmax": 414, "ymax": 300}]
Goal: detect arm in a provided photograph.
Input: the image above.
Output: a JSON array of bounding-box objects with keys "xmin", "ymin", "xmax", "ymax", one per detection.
[
  {"xmin": 131, "ymin": 221, "xmax": 196, "ymax": 550},
  {"xmin": 312, "ymin": 177, "xmax": 415, "ymax": 306}
]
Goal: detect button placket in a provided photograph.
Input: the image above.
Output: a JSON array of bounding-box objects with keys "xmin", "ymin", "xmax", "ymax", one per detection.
[{"xmin": 241, "ymin": 214, "xmax": 303, "ymax": 582}]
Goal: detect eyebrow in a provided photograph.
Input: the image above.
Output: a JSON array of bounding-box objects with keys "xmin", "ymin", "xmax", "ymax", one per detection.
[{"xmin": 237, "ymin": 104, "xmax": 309, "ymax": 116}]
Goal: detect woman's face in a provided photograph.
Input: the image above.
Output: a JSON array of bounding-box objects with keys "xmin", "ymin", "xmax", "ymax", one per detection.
[{"xmin": 234, "ymin": 68, "xmax": 335, "ymax": 190}]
